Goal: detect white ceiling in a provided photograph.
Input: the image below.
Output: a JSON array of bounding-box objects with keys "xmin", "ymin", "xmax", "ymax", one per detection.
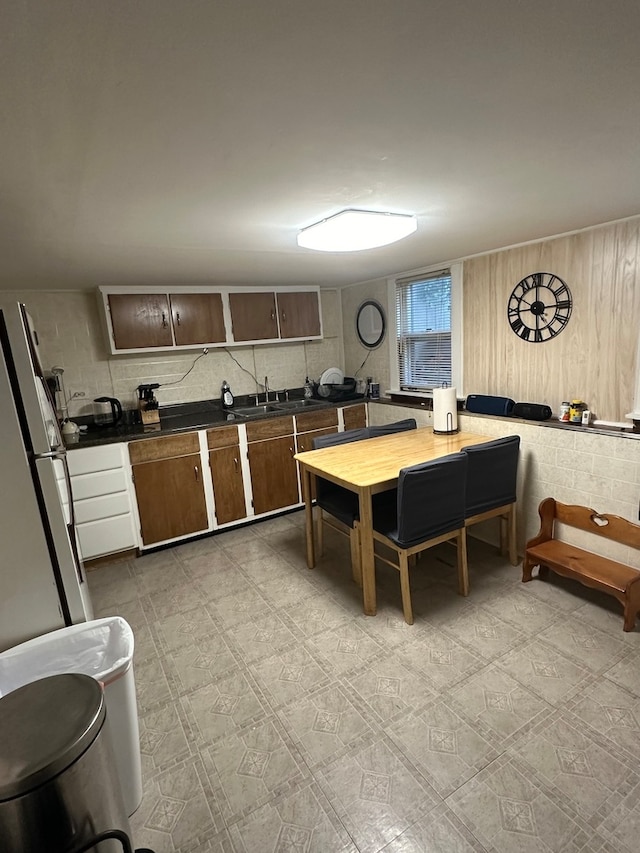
[{"xmin": 2, "ymin": 0, "xmax": 640, "ymax": 292}]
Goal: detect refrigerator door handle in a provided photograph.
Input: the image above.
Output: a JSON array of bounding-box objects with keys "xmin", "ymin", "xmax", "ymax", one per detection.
[
  {"xmin": 58, "ymin": 453, "xmax": 78, "ymax": 530},
  {"xmin": 39, "ymin": 449, "xmax": 83, "ymax": 578},
  {"xmin": 36, "ymin": 448, "xmax": 66, "ymax": 460},
  {"xmin": 60, "ymin": 455, "xmax": 84, "ymax": 581}
]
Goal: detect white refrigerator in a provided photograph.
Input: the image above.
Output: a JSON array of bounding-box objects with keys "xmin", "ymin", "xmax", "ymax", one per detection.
[{"xmin": 0, "ymin": 302, "xmax": 92, "ymax": 652}]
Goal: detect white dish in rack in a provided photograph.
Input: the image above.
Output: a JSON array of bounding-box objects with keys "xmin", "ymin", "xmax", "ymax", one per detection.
[{"xmin": 319, "ymin": 367, "xmax": 345, "ymax": 386}]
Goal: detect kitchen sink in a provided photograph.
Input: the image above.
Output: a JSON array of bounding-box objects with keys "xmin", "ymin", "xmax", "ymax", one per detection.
[
  {"xmin": 273, "ymin": 399, "xmax": 325, "ymax": 411},
  {"xmin": 233, "ymin": 404, "xmax": 282, "ymax": 418}
]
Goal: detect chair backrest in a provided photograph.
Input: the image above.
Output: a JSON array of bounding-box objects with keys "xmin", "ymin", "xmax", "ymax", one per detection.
[
  {"xmin": 312, "ymin": 427, "xmax": 370, "ymax": 510},
  {"xmin": 312, "ymin": 428, "xmax": 369, "ymax": 450},
  {"xmin": 394, "ymin": 452, "xmax": 468, "ymax": 547},
  {"xmin": 367, "ymin": 418, "xmax": 417, "ymax": 438},
  {"xmin": 463, "ymin": 435, "xmax": 520, "ymax": 517}
]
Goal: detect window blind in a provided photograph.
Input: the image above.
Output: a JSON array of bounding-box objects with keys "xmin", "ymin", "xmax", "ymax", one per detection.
[{"xmin": 396, "ymin": 268, "xmax": 452, "ymax": 390}]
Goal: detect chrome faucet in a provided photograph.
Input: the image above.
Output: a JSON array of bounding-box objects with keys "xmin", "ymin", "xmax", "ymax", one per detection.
[{"xmin": 255, "ymin": 376, "xmax": 282, "ymax": 404}]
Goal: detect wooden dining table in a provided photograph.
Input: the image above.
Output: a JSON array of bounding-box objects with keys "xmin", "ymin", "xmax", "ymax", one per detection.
[{"xmin": 295, "ymin": 427, "xmax": 492, "ymax": 616}]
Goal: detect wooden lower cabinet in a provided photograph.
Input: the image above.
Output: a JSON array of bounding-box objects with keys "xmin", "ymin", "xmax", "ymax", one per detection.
[
  {"xmin": 247, "ymin": 435, "xmax": 299, "ymax": 514},
  {"xmin": 296, "ymin": 426, "xmax": 338, "ymax": 501},
  {"xmin": 209, "ymin": 444, "xmax": 247, "ymax": 524},
  {"xmin": 132, "ymin": 453, "xmax": 208, "ymax": 545},
  {"xmin": 207, "ymin": 425, "xmax": 247, "ymax": 525},
  {"xmin": 295, "ymin": 426, "xmax": 337, "ymax": 454},
  {"xmin": 125, "ymin": 403, "xmax": 368, "ymax": 547},
  {"xmin": 343, "ymin": 403, "xmax": 367, "ymax": 430}
]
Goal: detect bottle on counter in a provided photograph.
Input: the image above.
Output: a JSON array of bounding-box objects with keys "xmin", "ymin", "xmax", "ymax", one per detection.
[
  {"xmin": 569, "ymin": 399, "xmax": 587, "ymax": 423},
  {"xmin": 559, "ymin": 401, "xmax": 571, "ymax": 422},
  {"xmin": 304, "ymin": 377, "xmax": 313, "ymax": 399},
  {"xmin": 221, "ymin": 380, "xmax": 234, "ymax": 409}
]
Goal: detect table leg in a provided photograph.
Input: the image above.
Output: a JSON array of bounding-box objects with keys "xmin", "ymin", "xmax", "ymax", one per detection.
[
  {"xmin": 359, "ymin": 486, "xmax": 377, "ymax": 616},
  {"xmin": 508, "ymin": 505, "xmax": 518, "ymax": 566},
  {"xmin": 301, "ymin": 465, "xmax": 316, "ymax": 569}
]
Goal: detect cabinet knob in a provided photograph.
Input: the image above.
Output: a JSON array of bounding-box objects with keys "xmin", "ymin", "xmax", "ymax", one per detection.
[
  {"xmin": 271, "ymin": 310, "xmax": 276, "ymax": 320},
  {"xmin": 194, "ymin": 465, "xmax": 199, "ymax": 481},
  {"xmin": 161, "ymin": 312, "xmax": 168, "ymax": 328},
  {"xmin": 282, "ymin": 311, "xmax": 286, "ymax": 321},
  {"xmin": 176, "ymin": 312, "xmax": 181, "ymax": 325},
  {"xmin": 233, "ymin": 457, "xmax": 238, "ymax": 472}
]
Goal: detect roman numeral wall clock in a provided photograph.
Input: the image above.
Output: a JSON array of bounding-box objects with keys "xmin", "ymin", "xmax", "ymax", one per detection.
[{"xmin": 507, "ymin": 272, "xmax": 573, "ymax": 342}]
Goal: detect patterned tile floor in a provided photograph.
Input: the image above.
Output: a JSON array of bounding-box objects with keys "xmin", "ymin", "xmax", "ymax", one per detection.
[{"xmin": 87, "ymin": 511, "xmax": 640, "ymax": 853}]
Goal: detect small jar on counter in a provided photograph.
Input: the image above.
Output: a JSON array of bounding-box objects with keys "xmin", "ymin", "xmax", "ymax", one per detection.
[
  {"xmin": 569, "ymin": 400, "xmax": 587, "ymax": 424},
  {"xmin": 559, "ymin": 402, "xmax": 571, "ymax": 422}
]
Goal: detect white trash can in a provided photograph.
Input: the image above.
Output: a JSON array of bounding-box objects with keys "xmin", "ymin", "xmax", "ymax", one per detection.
[{"xmin": 0, "ymin": 616, "xmax": 143, "ymax": 817}]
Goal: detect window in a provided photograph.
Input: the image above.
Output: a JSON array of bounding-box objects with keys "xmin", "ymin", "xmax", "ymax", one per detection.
[{"xmin": 396, "ymin": 268, "xmax": 455, "ymax": 391}]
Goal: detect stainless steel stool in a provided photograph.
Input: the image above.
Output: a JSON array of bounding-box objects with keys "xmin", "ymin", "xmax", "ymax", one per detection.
[{"xmin": 0, "ymin": 673, "xmax": 147, "ymax": 853}]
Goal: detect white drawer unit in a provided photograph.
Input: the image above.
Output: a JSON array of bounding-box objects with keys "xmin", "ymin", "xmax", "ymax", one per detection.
[
  {"xmin": 67, "ymin": 443, "xmax": 126, "ymax": 476},
  {"xmin": 71, "ymin": 468, "xmax": 129, "ymax": 502},
  {"xmin": 68, "ymin": 443, "xmax": 138, "ymax": 560}
]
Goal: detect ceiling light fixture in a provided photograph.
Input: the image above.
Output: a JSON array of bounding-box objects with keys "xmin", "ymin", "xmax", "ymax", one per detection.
[{"xmin": 296, "ymin": 209, "xmax": 417, "ymax": 252}]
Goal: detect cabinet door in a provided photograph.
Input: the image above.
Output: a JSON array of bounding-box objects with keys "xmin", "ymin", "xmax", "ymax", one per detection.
[
  {"xmin": 296, "ymin": 427, "xmax": 337, "ymax": 502},
  {"xmin": 295, "ymin": 407, "xmax": 338, "ymax": 433},
  {"xmin": 295, "ymin": 427, "xmax": 338, "ymax": 454},
  {"xmin": 132, "ymin": 454, "xmax": 208, "ymax": 545},
  {"xmin": 277, "ymin": 291, "xmax": 321, "ymax": 339},
  {"xmin": 170, "ymin": 292, "xmax": 226, "ymax": 346},
  {"xmin": 108, "ymin": 294, "xmax": 173, "ymax": 349},
  {"xmin": 247, "ymin": 435, "xmax": 298, "ymax": 515},
  {"xmin": 343, "ymin": 403, "xmax": 367, "ymax": 430},
  {"xmin": 210, "ymin": 445, "xmax": 247, "ymax": 525},
  {"xmin": 229, "ymin": 292, "xmax": 278, "ymax": 341}
]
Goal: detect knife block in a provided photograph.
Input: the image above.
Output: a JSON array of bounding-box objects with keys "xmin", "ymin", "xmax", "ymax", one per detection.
[{"xmin": 138, "ymin": 400, "xmax": 160, "ymax": 426}]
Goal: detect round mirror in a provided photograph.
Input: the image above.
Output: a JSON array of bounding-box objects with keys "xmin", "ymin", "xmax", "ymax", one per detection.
[{"xmin": 356, "ymin": 300, "xmax": 386, "ymax": 348}]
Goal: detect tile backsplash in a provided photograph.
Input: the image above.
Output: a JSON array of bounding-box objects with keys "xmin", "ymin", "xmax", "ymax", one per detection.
[{"xmin": 0, "ymin": 290, "xmax": 343, "ymax": 417}]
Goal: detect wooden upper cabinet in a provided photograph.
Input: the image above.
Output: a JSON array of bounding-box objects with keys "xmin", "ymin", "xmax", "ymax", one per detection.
[
  {"xmin": 277, "ymin": 291, "xmax": 321, "ymax": 339},
  {"xmin": 108, "ymin": 294, "xmax": 173, "ymax": 349},
  {"xmin": 229, "ymin": 290, "xmax": 321, "ymax": 342},
  {"xmin": 101, "ymin": 286, "xmax": 321, "ymax": 353},
  {"xmin": 170, "ymin": 292, "xmax": 226, "ymax": 346},
  {"xmin": 229, "ymin": 292, "xmax": 279, "ymax": 342}
]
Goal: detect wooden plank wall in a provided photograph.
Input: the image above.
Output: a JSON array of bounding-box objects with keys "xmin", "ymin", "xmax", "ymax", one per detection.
[{"xmin": 463, "ymin": 219, "xmax": 640, "ymax": 422}]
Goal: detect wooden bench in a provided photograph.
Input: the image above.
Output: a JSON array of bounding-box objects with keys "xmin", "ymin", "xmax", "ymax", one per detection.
[{"xmin": 522, "ymin": 497, "xmax": 640, "ymax": 631}]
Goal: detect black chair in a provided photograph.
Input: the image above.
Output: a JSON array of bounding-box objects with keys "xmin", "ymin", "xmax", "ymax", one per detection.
[
  {"xmin": 462, "ymin": 435, "xmax": 520, "ymax": 565},
  {"xmin": 312, "ymin": 428, "xmax": 370, "ymax": 582},
  {"xmin": 367, "ymin": 418, "xmax": 417, "ymax": 438},
  {"xmin": 372, "ymin": 452, "xmax": 468, "ymax": 624}
]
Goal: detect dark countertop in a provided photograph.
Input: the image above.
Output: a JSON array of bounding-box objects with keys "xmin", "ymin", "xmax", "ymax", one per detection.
[
  {"xmin": 66, "ymin": 408, "xmax": 236, "ymax": 448},
  {"xmin": 65, "ymin": 393, "xmax": 638, "ymax": 449},
  {"xmin": 374, "ymin": 397, "xmax": 640, "ymax": 440},
  {"xmin": 65, "ymin": 395, "xmax": 366, "ymax": 449}
]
